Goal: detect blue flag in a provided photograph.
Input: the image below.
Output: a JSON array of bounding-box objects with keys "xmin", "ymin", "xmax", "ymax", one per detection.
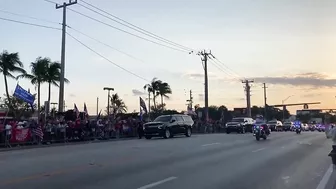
[{"xmin": 13, "ymin": 84, "xmax": 35, "ymax": 110}]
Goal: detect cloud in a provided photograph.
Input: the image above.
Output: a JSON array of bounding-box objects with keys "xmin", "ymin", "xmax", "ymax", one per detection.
[
  {"xmin": 183, "ymin": 72, "xmax": 221, "ymax": 80},
  {"xmin": 132, "ymin": 89, "xmax": 146, "ymax": 96},
  {"xmin": 252, "ymin": 72, "xmax": 336, "ymax": 88},
  {"xmin": 69, "ymin": 93, "xmax": 76, "ymax": 98},
  {"xmin": 301, "ymin": 93, "xmax": 322, "ymax": 98},
  {"xmin": 235, "ymin": 97, "xmax": 245, "ymax": 101}
]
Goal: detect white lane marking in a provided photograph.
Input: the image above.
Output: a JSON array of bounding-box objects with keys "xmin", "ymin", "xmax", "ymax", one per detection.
[
  {"xmin": 137, "ymin": 177, "xmax": 177, "ymax": 189},
  {"xmin": 201, "ymin": 143, "xmax": 220, "ymax": 147},
  {"xmin": 252, "ymin": 148, "xmax": 266, "ymax": 153},
  {"xmin": 316, "ymin": 164, "xmax": 333, "ymax": 189}
]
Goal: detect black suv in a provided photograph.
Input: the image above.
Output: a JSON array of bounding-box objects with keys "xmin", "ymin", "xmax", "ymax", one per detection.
[{"xmin": 143, "ymin": 114, "xmax": 194, "ymax": 139}]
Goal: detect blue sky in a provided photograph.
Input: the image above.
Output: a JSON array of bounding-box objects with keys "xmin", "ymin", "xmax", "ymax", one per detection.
[{"xmin": 0, "ymin": 0, "xmax": 335, "ymax": 114}]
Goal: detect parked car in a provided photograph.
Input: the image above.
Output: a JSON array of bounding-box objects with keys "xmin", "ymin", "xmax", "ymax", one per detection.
[
  {"xmin": 143, "ymin": 114, "xmax": 194, "ymax": 139},
  {"xmin": 225, "ymin": 117, "xmax": 254, "ymax": 134}
]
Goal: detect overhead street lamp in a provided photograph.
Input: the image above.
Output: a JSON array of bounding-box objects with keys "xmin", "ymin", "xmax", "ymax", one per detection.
[
  {"xmin": 103, "ymin": 87, "xmax": 114, "ymax": 117},
  {"xmin": 282, "ymin": 95, "xmax": 294, "ymax": 121}
]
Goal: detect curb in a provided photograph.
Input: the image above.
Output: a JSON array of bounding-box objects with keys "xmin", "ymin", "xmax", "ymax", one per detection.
[
  {"xmin": 0, "ymin": 137, "xmax": 137, "ymax": 153},
  {"xmin": 0, "ymin": 132, "xmax": 227, "ymax": 153}
]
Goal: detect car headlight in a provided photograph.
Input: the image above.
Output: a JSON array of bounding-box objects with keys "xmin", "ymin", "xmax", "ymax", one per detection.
[{"xmin": 158, "ymin": 125, "xmax": 164, "ymax": 129}]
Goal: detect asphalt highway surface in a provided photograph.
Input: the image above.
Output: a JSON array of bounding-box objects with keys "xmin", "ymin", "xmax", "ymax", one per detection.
[{"xmin": 0, "ymin": 132, "xmax": 332, "ymax": 189}]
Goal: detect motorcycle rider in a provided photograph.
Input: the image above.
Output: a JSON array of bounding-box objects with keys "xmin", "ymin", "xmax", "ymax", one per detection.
[{"xmin": 255, "ymin": 114, "xmax": 270, "ymax": 135}]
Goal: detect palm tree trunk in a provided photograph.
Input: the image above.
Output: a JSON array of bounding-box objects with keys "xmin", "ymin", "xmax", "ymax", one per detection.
[
  {"xmin": 161, "ymin": 95, "xmax": 163, "ymax": 107},
  {"xmin": 37, "ymin": 82, "xmax": 41, "ymax": 121},
  {"xmin": 152, "ymin": 92, "xmax": 156, "ymax": 109},
  {"xmin": 3, "ymin": 74, "xmax": 13, "ymax": 113}
]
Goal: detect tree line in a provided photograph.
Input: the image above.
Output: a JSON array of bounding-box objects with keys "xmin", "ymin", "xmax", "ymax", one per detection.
[{"xmin": 0, "ymin": 50, "xmax": 68, "ymax": 118}]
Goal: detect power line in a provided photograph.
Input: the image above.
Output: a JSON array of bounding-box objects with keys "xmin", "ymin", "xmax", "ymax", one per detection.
[
  {"xmin": 211, "ymin": 56, "xmax": 242, "ymax": 79},
  {"xmin": 66, "ymin": 25, "xmax": 148, "ymax": 65},
  {"xmin": 78, "ymin": 2, "xmax": 194, "ymax": 53},
  {"xmin": 0, "ymin": 9, "xmax": 60, "ymax": 25},
  {"xmin": 67, "ymin": 8, "xmax": 190, "ymax": 53},
  {"xmin": 0, "ymin": 17, "xmax": 61, "ymax": 30},
  {"xmin": 42, "ymin": 0, "xmax": 57, "ymax": 4},
  {"xmin": 66, "ymin": 32, "xmax": 150, "ymax": 82},
  {"xmin": 208, "ymin": 58, "xmax": 238, "ymax": 79}
]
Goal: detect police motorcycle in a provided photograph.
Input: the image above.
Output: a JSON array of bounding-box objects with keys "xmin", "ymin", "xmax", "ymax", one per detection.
[
  {"xmin": 253, "ymin": 115, "xmax": 270, "ymax": 141},
  {"xmin": 294, "ymin": 121, "xmax": 302, "ymax": 134}
]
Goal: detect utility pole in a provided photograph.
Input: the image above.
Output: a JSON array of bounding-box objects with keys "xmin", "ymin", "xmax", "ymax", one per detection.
[
  {"xmin": 197, "ymin": 50, "xmax": 212, "ymax": 122},
  {"xmin": 56, "ymin": 0, "xmax": 77, "ymax": 113},
  {"xmin": 263, "ymin": 83, "xmax": 267, "ymax": 120},
  {"xmin": 242, "ymin": 79, "xmax": 254, "ymax": 117},
  {"xmin": 96, "ymin": 97, "xmax": 99, "ymax": 115}
]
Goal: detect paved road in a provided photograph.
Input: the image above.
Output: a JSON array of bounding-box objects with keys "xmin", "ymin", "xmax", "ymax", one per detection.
[{"xmin": 0, "ymin": 132, "xmax": 332, "ymax": 189}]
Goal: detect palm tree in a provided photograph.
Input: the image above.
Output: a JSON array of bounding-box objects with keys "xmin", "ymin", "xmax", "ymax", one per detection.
[
  {"xmin": 0, "ymin": 50, "xmax": 26, "ymax": 110},
  {"xmin": 156, "ymin": 81, "xmax": 172, "ymax": 107},
  {"xmin": 143, "ymin": 78, "xmax": 161, "ymax": 109},
  {"xmin": 110, "ymin": 93, "xmax": 127, "ymax": 114},
  {"xmin": 17, "ymin": 57, "xmax": 49, "ymax": 116},
  {"xmin": 45, "ymin": 62, "xmax": 69, "ymax": 105}
]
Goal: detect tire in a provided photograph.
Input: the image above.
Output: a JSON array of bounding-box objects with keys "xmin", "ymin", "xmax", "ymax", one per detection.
[
  {"xmin": 163, "ymin": 129, "xmax": 171, "ymax": 139},
  {"xmin": 226, "ymin": 130, "xmax": 230, "ymax": 134},
  {"xmin": 241, "ymin": 127, "xmax": 246, "ymax": 134},
  {"xmin": 145, "ymin": 135, "xmax": 152, "ymax": 140},
  {"xmin": 185, "ymin": 127, "xmax": 192, "ymax": 137},
  {"xmin": 263, "ymin": 135, "xmax": 267, "ymax": 140},
  {"xmin": 256, "ymin": 135, "xmax": 260, "ymax": 141}
]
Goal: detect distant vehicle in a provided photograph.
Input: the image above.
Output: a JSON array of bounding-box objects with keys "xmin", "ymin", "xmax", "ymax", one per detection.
[
  {"xmin": 309, "ymin": 124, "xmax": 316, "ymax": 131},
  {"xmin": 225, "ymin": 117, "xmax": 254, "ymax": 134},
  {"xmin": 267, "ymin": 120, "xmax": 282, "ymax": 131},
  {"xmin": 302, "ymin": 123, "xmax": 309, "ymax": 131},
  {"xmin": 282, "ymin": 122, "xmax": 293, "ymax": 132},
  {"xmin": 316, "ymin": 124, "xmax": 326, "ymax": 132},
  {"xmin": 143, "ymin": 114, "xmax": 194, "ymax": 139}
]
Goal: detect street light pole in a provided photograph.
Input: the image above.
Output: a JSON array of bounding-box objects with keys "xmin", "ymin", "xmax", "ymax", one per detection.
[
  {"xmin": 103, "ymin": 87, "xmax": 114, "ymax": 118},
  {"xmin": 282, "ymin": 95, "xmax": 294, "ymax": 121}
]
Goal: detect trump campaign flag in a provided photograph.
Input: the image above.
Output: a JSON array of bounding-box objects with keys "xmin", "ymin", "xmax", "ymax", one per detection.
[
  {"xmin": 84, "ymin": 103, "xmax": 89, "ymax": 118},
  {"xmin": 74, "ymin": 103, "xmax": 80, "ymax": 119},
  {"xmin": 139, "ymin": 97, "xmax": 147, "ymax": 121},
  {"xmin": 13, "ymin": 84, "xmax": 35, "ymax": 110},
  {"xmin": 139, "ymin": 97, "xmax": 147, "ymax": 113}
]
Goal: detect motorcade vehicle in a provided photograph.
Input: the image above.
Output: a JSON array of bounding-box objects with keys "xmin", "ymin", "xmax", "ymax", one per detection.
[
  {"xmin": 225, "ymin": 117, "xmax": 254, "ymax": 134},
  {"xmin": 267, "ymin": 120, "xmax": 282, "ymax": 132},
  {"xmin": 143, "ymin": 114, "xmax": 194, "ymax": 139}
]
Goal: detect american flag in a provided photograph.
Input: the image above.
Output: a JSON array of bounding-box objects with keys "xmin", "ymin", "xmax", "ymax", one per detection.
[
  {"xmin": 33, "ymin": 124, "xmax": 44, "ymax": 140},
  {"xmin": 84, "ymin": 103, "xmax": 89, "ymax": 118},
  {"xmin": 74, "ymin": 103, "xmax": 80, "ymax": 119}
]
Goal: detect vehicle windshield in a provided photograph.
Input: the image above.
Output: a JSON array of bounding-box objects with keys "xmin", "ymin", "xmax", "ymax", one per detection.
[
  {"xmin": 154, "ymin": 116, "xmax": 172, "ymax": 122},
  {"xmin": 232, "ymin": 118, "xmax": 244, "ymax": 122},
  {"xmin": 268, "ymin": 121, "xmax": 277, "ymax": 124}
]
